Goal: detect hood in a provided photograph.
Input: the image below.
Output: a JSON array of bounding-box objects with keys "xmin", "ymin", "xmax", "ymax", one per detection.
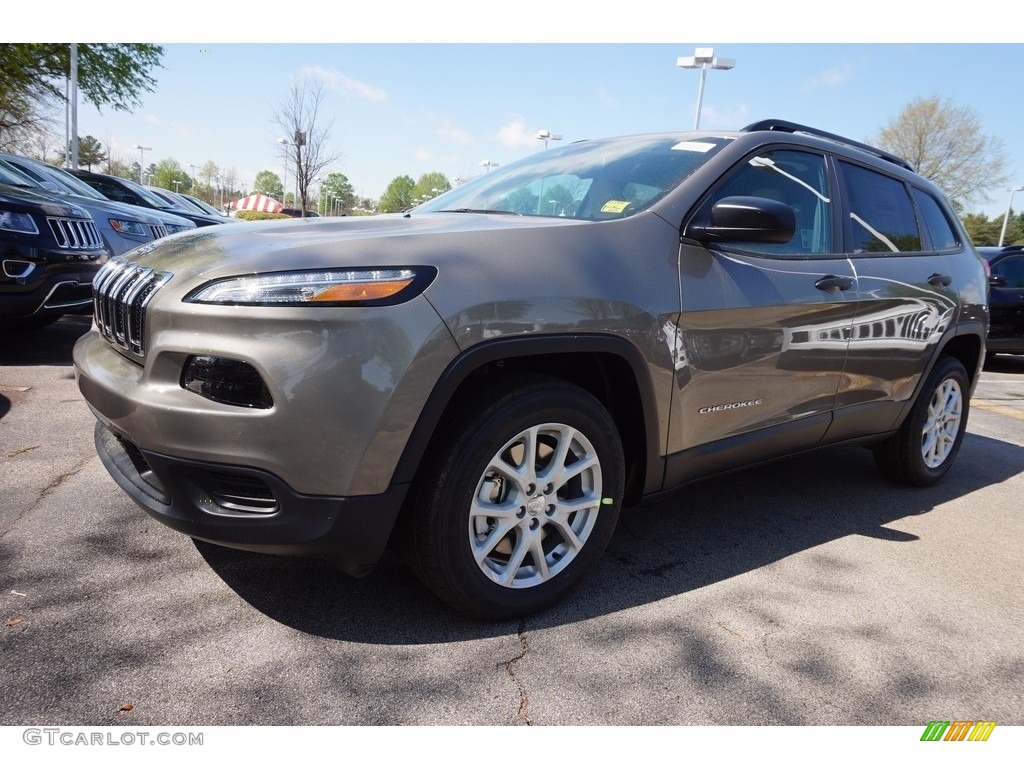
[
  {"xmin": 0, "ymin": 182, "xmax": 91, "ymax": 218},
  {"xmin": 124, "ymin": 212, "xmax": 590, "ymax": 282}
]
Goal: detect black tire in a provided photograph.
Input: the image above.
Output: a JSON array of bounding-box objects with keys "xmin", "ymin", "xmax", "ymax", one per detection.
[
  {"xmin": 405, "ymin": 376, "xmax": 624, "ymax": 620},
  {"xmin": 874, "ymin": 356, "xmax": 970, "ymax": 487}
]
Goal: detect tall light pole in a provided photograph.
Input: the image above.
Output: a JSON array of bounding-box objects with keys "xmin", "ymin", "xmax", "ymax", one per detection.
[
  {"xmin": 277, "ymin": 137, "xmax": 291, "ymax": 203},
  {"xmin": 536, "ymin": 130, "xmax": 562, "ymax": 150},
  {"xmin": 677, "ymin": 48, "xmax": 735, "ymax": 130},
  {"xmin": 998, "ymin": 186, "xmax": 1024, "ymax": 247},
  {"xmin": 481, "ymin": 160, "xmax": 499, "ymax": 173},
  {"xmin": 173, "ymin": 180, "xmax": 181, "ymax": 192},
  {"xmin": 134, "ymin": 144, "xmax": 151, "ymax": 184},
  {"xmin": 189, "ymin": 164, "xmax": 196, "ymax": 193}
]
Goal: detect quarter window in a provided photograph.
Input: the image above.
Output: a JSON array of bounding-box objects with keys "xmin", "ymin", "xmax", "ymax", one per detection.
[
  {"xmin": 912, "ymin": 187, "xmax": 960, "ymax": 251},
  {"xmin": 839, "ymin": 162, "xmax": 922, "ymax": 253}
]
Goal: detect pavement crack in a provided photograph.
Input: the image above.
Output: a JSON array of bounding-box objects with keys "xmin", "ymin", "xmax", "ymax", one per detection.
[
  {"xmin": 500, "ymin": 620, "xmax": 533, "ymax": 725},
  {"xmin": 0, "ymin": 453, "xmax": 94, "ymax": 540}
]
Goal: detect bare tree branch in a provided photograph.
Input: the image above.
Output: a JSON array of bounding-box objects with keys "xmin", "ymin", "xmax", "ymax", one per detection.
[{"xmin": 273, "ymin": 76, "xmax": 340, "ymax": 215}]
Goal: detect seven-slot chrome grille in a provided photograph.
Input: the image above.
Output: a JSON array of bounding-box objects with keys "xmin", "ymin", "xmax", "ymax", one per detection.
[
  {"xmin": 47, "ymin": 217, "xmax": 102, "ymax": 249},
  {"xmin": 150, "ymin": 223, "xmax": 169, "ymax": 240},
  {"xmin": 92, "ymin": 261, "xmax": 172, "ymax": 358}
]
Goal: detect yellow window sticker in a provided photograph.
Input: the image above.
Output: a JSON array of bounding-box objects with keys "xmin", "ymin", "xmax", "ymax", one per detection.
[{"xmin": 600, "ymin": 200, "xmax": 631, "ymax": 214}]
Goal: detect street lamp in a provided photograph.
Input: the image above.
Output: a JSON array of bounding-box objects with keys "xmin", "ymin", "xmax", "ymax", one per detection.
[
  {"xmin": 173, "ymin": 180, "xmax": 181, "ymax": 192},
  {"xmin": 998, "ymin": 186, "xmax": 1024, "ymax": 247},
  {"xmin": 536, "ymin": 130, "xmax": 562, "ymax": 150},
  {"xmin": 134, "ymin": 144, "xmax": 151, "ymax": 184},
  {"xmin": 277, "ymin": 137, "xmax": 292, "ymax": 203},
  {"xmin": 481, "ymin": 160, "xmax": 499, "ymax": 173},
  {"xmin": 677, "ymin": 48, "xmax": 735, "ymax": 130}
]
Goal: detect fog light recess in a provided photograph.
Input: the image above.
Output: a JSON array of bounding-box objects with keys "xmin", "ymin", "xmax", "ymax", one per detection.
[{"xmin": 181, "ymin": 355, "xmax": 274, "ymax": 409}]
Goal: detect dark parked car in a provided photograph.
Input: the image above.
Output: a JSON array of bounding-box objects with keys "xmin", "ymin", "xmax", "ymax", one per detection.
[
  {"xmin": 0, "ymin": 154, "xmax": 170, "ymax": 256},
  {"xmin": 66, "ymin": 169, "xmax": 216, "ymax": 229},
  {"xmin": 979, "ymin": 244, "xmax": 1024, "ymax": 359},
  {"xmin": 1, "ymin": 173, "xmax": 108, "ymax": 328},
  {"xmin": 75, "ymin": 120, "xmax": 988, "ymax": 618},
  {"xmin": 146, "ymin": 186, "xmax": 238, "ymax": 227},
  {"xmin": 280, "ymin": 207, "xmax": 320, "ymax": 218},
  {"xmin": 176, "ymin": 191, "xmax": 232, "ymax": 219}
]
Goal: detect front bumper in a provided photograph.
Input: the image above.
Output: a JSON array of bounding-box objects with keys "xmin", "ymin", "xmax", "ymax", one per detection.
[{"xmin": 93, "ymin": 419, "xmax": 408, "ymax": 576}]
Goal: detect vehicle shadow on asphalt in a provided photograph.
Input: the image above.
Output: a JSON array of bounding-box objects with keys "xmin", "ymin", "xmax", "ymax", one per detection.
[
  {"xmin": 0, "ymin": 316, "xmax": 91, "ymax": 367},
  {"xmin": 983, "ymin": 354, "xmax": 1024, "ymax": 373},
  {"xmin": 193, "ymin": 431, "xmax": 1024, "ymax": 643}
]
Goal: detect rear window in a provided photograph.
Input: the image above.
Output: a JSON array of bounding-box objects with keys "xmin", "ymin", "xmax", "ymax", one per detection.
[{"xmin": 839, "ymin": 162, "xmax": 922, "ymax": 253}]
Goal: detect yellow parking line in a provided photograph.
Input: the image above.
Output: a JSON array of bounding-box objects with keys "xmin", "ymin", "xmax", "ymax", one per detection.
[{"xmin": 972, "ymin": 401, "xmax": 1024, "ymax": 420}]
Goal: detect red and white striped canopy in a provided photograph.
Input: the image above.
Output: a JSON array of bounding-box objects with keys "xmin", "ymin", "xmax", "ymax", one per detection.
[{"xmin": 229, "ymin": 194, "xmax": 283, "ymax": 213}]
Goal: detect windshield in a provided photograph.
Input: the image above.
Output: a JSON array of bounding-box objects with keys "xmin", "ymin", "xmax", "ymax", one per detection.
[
  {"xmin": 38, "ymin": 164, "xmax": 109, "ymax": 200},
  {"xmin": 0, "ymin": 159, "xmax": 40, "ymax": 188},
  {"xmin": 121, "ymin": 177, "xmax": 178, "ymax": 208},
  {"xmin": 415, "ymin": 134, "xmax": 732, "ymax": 220}
]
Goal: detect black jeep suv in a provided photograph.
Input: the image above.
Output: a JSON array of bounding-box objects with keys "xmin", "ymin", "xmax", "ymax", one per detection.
[{"xmin": 1, "ymin": 179, "xmax": 109, "ymax": 328}]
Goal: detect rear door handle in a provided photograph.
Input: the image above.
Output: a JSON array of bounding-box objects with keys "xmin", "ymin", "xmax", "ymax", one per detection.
[
  {"xmin": 814, "ymin": 275, "xmax": 853, "ymax": 292},
  {"xmin": 928, "ymin": 273, "xmax": 952, "ymax": 287}
]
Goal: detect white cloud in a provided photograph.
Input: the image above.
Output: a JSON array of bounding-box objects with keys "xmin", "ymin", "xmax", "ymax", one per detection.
[
  {"xmin": 802, "ymin": 65, "xmax": 852, "ymax": 93},
  {"xmin": 697, "ymin": 104, "xmax": 750, "ymax": 130},
  {"xmin": 436, "ymin": 115, "xmax": 474, "ymax": 146},
  {"xmin": 414, "ymin": 147, "xmax": 433, "ymax": 161},
  {"xmin": 141, "ymin": 113, "xmax": 161, "ymax": 126},
  {"xmin": 496, "ymin": 117, "xmax": 536, "ymax": 149},
  {"xmin": 597, "ymin": 83, "xmax": 618, "ymax": 109},
  {"xmin": 301, "ymin": 66, "xmax": 387, "ymax": 102}
]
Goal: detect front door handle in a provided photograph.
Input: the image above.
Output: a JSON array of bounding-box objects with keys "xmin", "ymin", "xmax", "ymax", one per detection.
[
  {"xmin": 815, "ymin": 275, "xmax": 853, "ymax": 292},
  {"xmin": 928, "ymin": 273, "xmax": 952, "ymax": 287}
]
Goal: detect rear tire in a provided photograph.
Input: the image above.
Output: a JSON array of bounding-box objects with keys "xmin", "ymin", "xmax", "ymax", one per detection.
[
  {"xmin": 874, "ymin": 356, "xmax": 969, "ymax": 486},
  {"xmin": 405, "ymin": 376, "xmax": 624, "ymax": 620}
]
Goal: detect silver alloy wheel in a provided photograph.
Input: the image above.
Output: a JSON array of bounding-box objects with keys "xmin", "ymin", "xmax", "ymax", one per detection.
[
  {"xmin": 921, "ymin": 377, "xmax": 963, "ymax": 468},
  {"xmin": 469, "ymin": 422, "xmax": 603, "ymax": 589}
]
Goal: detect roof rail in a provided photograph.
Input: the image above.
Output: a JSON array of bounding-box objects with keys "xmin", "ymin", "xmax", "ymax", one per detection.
[{"xmin": 742, "ymin": 119, "xmax": 914, "ymax": 172}]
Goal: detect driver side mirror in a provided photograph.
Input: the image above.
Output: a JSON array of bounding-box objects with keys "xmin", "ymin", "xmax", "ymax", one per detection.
[{"xmin": 685, "ymin": 195, "xmax": 796, "ymax": 245}]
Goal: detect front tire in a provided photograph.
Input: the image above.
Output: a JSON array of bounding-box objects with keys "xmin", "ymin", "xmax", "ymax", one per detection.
[
  {"xmin": 874, "ymin": 356, "xmax": 970, "ymax": 486},
  {"xmin": 406, "ymin": 376, "xmax": 624, "ymax": 620}
]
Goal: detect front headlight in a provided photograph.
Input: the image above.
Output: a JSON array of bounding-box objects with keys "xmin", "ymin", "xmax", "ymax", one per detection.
[
  {"xmin": 184, "ymin": 268, "xmax": 435, "ymax": 306},
  {"xmin": 0, "ymin": 209, "xmax": 39, "ymax": 235},
  {"xmin": 165, "ymin": 223, "xmax": 192, "ymax": 234},
  {"xmin": 108, "ymin": 218, "xmax": 148, "ymax": 237}
]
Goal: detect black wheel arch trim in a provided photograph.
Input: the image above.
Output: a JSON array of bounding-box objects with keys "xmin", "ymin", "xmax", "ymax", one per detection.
[
  {"xmin": 391, "ymin": 333, "xmax": 666, "ymax": 496},
  {"xmin": 891, "ymin": 318, "xmax": 986, "ymax": 429}
]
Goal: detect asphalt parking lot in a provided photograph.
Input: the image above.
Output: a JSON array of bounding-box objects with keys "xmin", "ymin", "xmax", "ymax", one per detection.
[{"xmin": 1, "ymin": 316, "xmax": 1022, "ymax": 728}]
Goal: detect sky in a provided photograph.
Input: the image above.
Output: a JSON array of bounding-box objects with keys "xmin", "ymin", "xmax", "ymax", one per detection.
[{"xmin": 10, "ymin": 3, "xmax": 1022, "ymax": 217}]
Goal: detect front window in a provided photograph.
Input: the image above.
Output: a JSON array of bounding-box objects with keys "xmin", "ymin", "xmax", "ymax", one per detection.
[{"xmin": 415, "ymin": 135, "xmax": 732, "ymax": 221}]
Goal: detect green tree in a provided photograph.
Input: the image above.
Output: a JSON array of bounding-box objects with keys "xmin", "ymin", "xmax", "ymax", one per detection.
[
  {"xmin": 0, "ymin": 44, "xmax": 163, "ymax": 149},
  {"xmin": 75, "ymin": 135, "xmax": 106, "ymax": 170},
  {"xmin": 198, "ymin": 160, "xmax": 219, "ymax": 199},
  {"xmin": 253, "ymin": 169, "xmax": 284, "ymax": 199},
  {"xmin": 873, "ymin": 97, "xmax": 1010, "ymax": 211},
  {"xmin": 413, "ymin": 171, "xmax": 451, "ymax": 201},
  {"xmin": 320, "ymin": 172, "xmax": 355, "ymax": 214},
  {"xmin": 379, "ymin": 175, "xmax": 416, "ymax": 213},
  {"xmin": 151, "ymin": 158, "xmax": 190, "ymax": 192}
]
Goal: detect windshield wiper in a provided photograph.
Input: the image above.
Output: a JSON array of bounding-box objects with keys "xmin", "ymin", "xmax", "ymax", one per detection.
[{"xmin": 438, "ymin": 208, "xmax": 523, "ymax": 216}]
